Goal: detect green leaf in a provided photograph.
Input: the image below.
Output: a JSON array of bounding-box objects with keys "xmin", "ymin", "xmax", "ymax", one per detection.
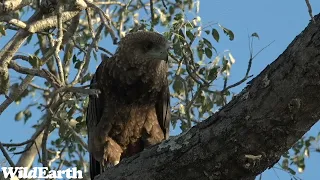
[
  {"xmin": 76, "ymin": 116, "xmax": 83, "ymax": 122},
  {"xmin": 204, "ymin": 30, "xmax": 210, "ymax": 35},
  {"xmin": 8, "ymin": 147, "xmax": 16, "ymax": 152},
  {"xmin": 24, "ymin": 35, "xmax": 33, "ymax": 46},
  {"xmin": 15, "ymin": 111, "xmax": 24, "ymax": 121},
  {"xmin": 169, "ymin": 6, "xmax": 175, "ymax": 15},
  {"xmin": 28, "ymin": 55, "xmax": 40, "ymax": 68},
  {"xmin": 219, "ymin": 24, "xmax": 234, "ymax": 41},
  {"xmin": 93, "ymin": 51, "xmax": 98, "ymax": 61},
  {"xmin": 10, "ymin": 83, "xmax": 29, "ymax": 102},
  {"xmin": 282, "ymin": 158, "xmax": 289, "ymax": 170},
  {"xmin": 81, "ymin": 73, "xmax": 92, "ymax": 85},
  {"xmin": 287, "ymin": 167, "xmax": 296, "ymax": 175},
  {"xmin": 173, "ymin": 37, "xmax": 182, "ymax": 56},
  {"xmin": 207, "ymin": 67, "xmax": 218, "ymax": 81},
  {"xmin": 72, "ymin": 55, "xmax": 78, "ymax": 63},
  {"xmin": 171, "ymin": 118, "xmax": 177, "ymax": 129},
  {"xmin": 212, "ymin": 28, "xmax": 219, "ymax": 42},
  {"xmin": 186, "ymin": 30, "xmax": 195, "ymax": 42},
  {"xmin": 251, "ymin": 32, "xmax": 259, "ymax": 39},
  {"xmin": 23, "ymin": 109, "xmax": 32, "ymax": 123},
  {"xmin": 205, "ymin": 48, "xmax": 212, "ymax": 59},
  {"xmin": 180, "ymin": 120, "xmax": 188, "ymax": 132},
  {"xmin": 197, "ymin": 48, "xmax": 204, "ymax": 60},
  {"xmin": 174, "ymin": 13, "xmax": 183, "ymax": 21},
  {"xmin": 74, "ymin": 61, "xmax": 82, "ymax": 69},
  {"xmin": 0, "ymin": 24, "xmax": 6, "ymax": 36},
  {"xmin": 172, "ymin": 76, "xmax": 184, "ymax": 95},
  {"xmin": 203, "ymin": 38, "xmax": 213, "ymax": 48},
  {"xmin": 34, "ymin": 49, "xmax": 40, "ymax": 56}
]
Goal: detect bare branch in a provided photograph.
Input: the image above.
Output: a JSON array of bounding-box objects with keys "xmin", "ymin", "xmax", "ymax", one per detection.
[
  {"xmin": 15, "ymin": 118, "xmax": 49, "ymax": 169},
  {"xmin": 54, "ymin": 3, "xmax": 66, "ymax": 85},
  {"xmin": 0, "ymin": 0, "xmax": 33, "ymax": 16},
  {"xmin": 0, "ymin": 15, "xmax": 27, "ymax": 29},
  {"xmin": 85, "ymin": 0, "xmax": 118, "ymax": 44},
  {"xmin": 2, "ymin": 120, "xmax": 47, "ymax": 147},
  {"xmin": 0, "ymin": 11, "xmax": 42, "ymax": 94},
  {"xmin": 71, "ymin": 24, "xmax": 103, "ymax": 85},
  {"xmin": 29, "ymin": 83, "xmax": 50, "ymax": 91},
  {"xmin": 220, "ymin": 40, "xmax": 274, "ymax": 94},
  {"xmin": 150, "ymin": 0, "xmax": 155, "ymax": 30},
  {"xmin": 41, "ymin": 120, "xmax": 50, "ymax": 167},
  {"xmin": 95, "ymin": 1, "xmax": 126, "ymax": 6},
  {"xmin": 305, "ymin": 0, "xmax": 315, "ymax": 23},
  {"xmin": 85, "ymin": 8, "xmax": 95, "ymax": 39},
  {"xmin": 28, "ymin": 10, "xmax": 82, "ymax": 33}
]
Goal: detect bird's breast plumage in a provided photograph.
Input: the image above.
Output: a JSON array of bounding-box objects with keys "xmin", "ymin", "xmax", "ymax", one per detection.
[{"xmin": 100, "ymin": 58, "xmax": 168, "ymax": 104}]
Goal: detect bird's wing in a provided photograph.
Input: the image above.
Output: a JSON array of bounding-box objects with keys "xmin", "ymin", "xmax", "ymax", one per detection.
[
  {"xmin": 86, "ymin": 54, "xmax": 108, "ymax": 180},
  {"xmin": 155, "ymin": 81, "xmax": 171, "ymax": 140}
]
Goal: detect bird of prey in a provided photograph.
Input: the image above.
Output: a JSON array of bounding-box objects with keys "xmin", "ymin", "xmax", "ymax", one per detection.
[{"xmin": 86, "ymin": 31, "xmax": 171, "ymax": 179}]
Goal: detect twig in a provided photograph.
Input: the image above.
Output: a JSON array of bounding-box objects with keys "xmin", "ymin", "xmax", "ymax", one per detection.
[
  {"xmin": 150, "ymin": 0, "xmax": 155, "ymax": 30},
  {"xmin": 29, "ymin": 83, "xmax": 49, "ymax": 91},
  {"xmin": 169, "ymin": 52, "xmax": 203, "ymax": 85},
  {"xmin": 70, "ymin": 24, "xmax": 103, "ymax": 86},
  {"xmin": 85, "ymin": 0, "xmax": 118, "ymax": 44},
  {"xmin": 161, "ymin": 0, "xmax": 168, "ymax": 9},
  {"xmin": 305, "ymin": 0, "xmax": 315, "ymax": 23},
  {"xmin": 9, "ymin": 61, "xmax": 47, "ymax": 78},
  {"xmin": 2, "ymin": 120, "xmax": 46, "ymax": 147},
  {"xmin": 53, "ymin": 85, "xmax": 100, "ymax": 97},
  {"xmin": 85, "ymin": 8, "xmax": 95, "ymax": 39},
  {"xmin": 185, "ymin": 85, "xmax": 204, "ymax": 127},
  {"xmin": 57, "ymin": 142, "xmax": 68, "ymax": 170},
  {"xmin": 95, "ymin": 1, "xmax": 126, "ymax": 6},
  {"xmin": 0, "ymin": 15, "xmax": 27, "ymax": 29},
  {"xmin": 95, "ymin": 46, "xmax": 114, "ymax": 56},
  {"xmin": 62, "ymin": 13, "xmax": 80, "ymax": 45},
  {"xmin": 11, "ymin": 118, "xmax": 49, "ymax": 155},
  {"xmin": 54, "ymin": 3, "xmax": 66, "ymax": 85},
  {"xmin": 8, "ymin": 61, "xmax": 61, "ymax": 88},
  {"xmin": 221, "ymin": 40, "xmax": 274, "ymax": 94},
  {"xmin": 0, "ymin": 75, "xmax": 34, "ymax": 115},
  {"xmin": 53, "ymin": 117, "xmax": 88, "ymax": 150},
  {"xmin": 0, "ymin": 142, "xmax": 15, "ymax": 167},
  {"xmin": 12, "ymin": 55, "xmax": 29, "ymax": 61}
]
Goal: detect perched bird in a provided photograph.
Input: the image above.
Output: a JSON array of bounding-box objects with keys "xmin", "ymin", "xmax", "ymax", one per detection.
[{"xmin": 86, "ymin": 31, "xmax": 171, "ymax": 179}]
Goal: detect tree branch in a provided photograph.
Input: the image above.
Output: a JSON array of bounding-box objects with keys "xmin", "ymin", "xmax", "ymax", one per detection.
[
  {"xmin": 0, "ymin": 142, "xmax": 15, "ymax": 167},
  {"xmin": 0, "ymin": 75, "xmax": 34, "ymax": 115},
  {"xmin": 96, "ymin": 13, "xmax": 320, "ymax": 180}
]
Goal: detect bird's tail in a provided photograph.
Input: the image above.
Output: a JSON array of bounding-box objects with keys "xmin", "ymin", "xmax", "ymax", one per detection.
[{"xmin": 89, "ymin": 154, "xmax": 101, "ymax": 180}]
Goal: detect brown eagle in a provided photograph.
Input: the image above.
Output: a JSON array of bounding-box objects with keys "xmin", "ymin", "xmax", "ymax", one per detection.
[{"xmin": 86, "ymin": 31, "xmax": 171, "ymax": 179}]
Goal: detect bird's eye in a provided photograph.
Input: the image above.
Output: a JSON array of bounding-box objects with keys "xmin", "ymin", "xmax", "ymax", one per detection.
[{"xmin": 144, "ymin": 42, "xmax": 154, "ymax": 51}]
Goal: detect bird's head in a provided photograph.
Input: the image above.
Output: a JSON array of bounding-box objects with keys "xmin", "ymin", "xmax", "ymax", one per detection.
[{"xmin": 117, "ymin": 31, "xmax": 171, "ymax": 62}]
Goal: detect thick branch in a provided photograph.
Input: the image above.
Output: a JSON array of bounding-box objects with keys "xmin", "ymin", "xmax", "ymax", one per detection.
[{"xmin": 97, "ymin": 14, "xmax": 320, "ymax": 180}]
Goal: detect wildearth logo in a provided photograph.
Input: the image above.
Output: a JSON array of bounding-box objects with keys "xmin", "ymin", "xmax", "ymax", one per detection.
[{"xmin": 1, "ymin": 167, "xmax": 83, "ymax": 179}]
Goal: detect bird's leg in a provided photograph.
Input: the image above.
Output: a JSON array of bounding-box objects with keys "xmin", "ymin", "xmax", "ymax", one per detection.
[{"xmin": 101, "ymin": 137, "xmax": 123, "ymax": 170}]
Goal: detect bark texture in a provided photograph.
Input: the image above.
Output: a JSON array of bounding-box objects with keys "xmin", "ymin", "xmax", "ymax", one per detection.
[{"xmin": 96, "ymin": 14, "xmax": 320, "ymax": 180}]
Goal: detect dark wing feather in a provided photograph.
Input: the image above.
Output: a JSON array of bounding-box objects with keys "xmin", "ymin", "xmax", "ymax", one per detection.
[
  {"xmin": 155, "ymin": 82, "xmax": 171, "ymax": 140},
  {"xmin": 86, "ymin": 54, "xmax": 108, "ymax": 180}
]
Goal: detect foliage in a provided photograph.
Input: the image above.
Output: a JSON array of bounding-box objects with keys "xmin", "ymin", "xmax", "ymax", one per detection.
[{"xmin": 0, "ymin": 0, "xmax": 317, "ymax": 179}]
